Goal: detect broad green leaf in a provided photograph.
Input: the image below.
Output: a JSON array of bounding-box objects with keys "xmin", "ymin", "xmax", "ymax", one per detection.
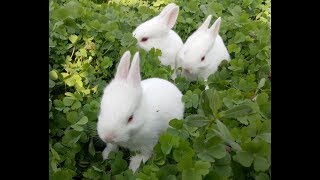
[
  {"xmin": 69, "ymin": 35, "xmax": 78, "ymax": 44},
  {"xmin": 194, "ymin": 161, "xmax": 211, "ymax": 176},
  {"xmin": 233, "ymin": 32, "xmax": 246, "ymax": 43},
  {"xmin": 186, "ymin": 0, "xmax": 199, "ymax": 13},
  {"xmin": 197, "ymin": 152, "xmax": 215, "ymax": 162},
  {"xmin": 257, "ymin": 78, "xmax": 266, "ymax": 89},
  {"xmin": 76, "ymin": 79, "xmax": 83, "ymax": 87},
  {"xmin": 154, "ymin": 1, "xmax": 164, "ymax": 6},
  {"xmin": 173, "ymin": 141, "xmax": 194, "ymax": 162},
  {"xmin": 49, "ymin": 70, "xmax": 59, "ymax": 80},
  {"xmin": 61, "ymin": 72, "xmax": 69, "ymax": 78},
  {"xmin": 199, "ymin": 89, "xmax": 222, "ymax": 117},
  {"xmin": 222, "ymin": 97, "xmax": 233, "ymax": 109},
  {"xmin": 260, "ymin": 101, "xmax": 271, "ymax": 118},
  {"xmin": 182, "ymin": 169, "xmax": 201, "ymax": 180},
  {"xmin": 177, "ymin": 151, "xmax": 193, "ymax": 171},
  {"xmin": 255, "ymin": 173, "xmax": 270, "ymax": 180},
  {"xmin": 83, "ymin": 167, "xmax": 101, "ymax": 179},
  {"xmin": 89, "ymin": 20, "xmax": 101, "ymax": 29},
  {"xmin": 111, "ymin": 153, "xmax": 128, "ymax": 175},
  {"xmin": 54, "ymin": 100, "xmax": 64, "ymax": 109},
  {"xmin": 66, "ymin": 111, "xmax": 78, "ymax": 124},
  {"xmin": 254, "ymin": 156, "xmax": 270, "ymax": 171},
  {"xmin": 256, "ymin": 92, "xmax": 268, "ymax": 105},
  {"xmin": 77, "ymin": 116, "xmax": 88, "ymax": 125},
  {"xmin": 160, "ymin": 134, "xmax": 179, "ymax": 155},
  {"xmin": 185, "ymin": 114, "xmax": 210, "ymax": 127},
  {"xmin": 53, "ymin": 21, "xmax": 63, "ymax": 28},
  {"xmin": 207, "ymin": 144, "xmax": 226, "ymax": 159},
  {"xmin": 214, "ymin": 120, "xmax": 233, "ymax": 140},
  {"xmin": 51, "ymin": 159, "xmax": 58, "ymax": 172},
  {"xmin": 243, "ymin": 0, "xmax": 254, "ymax": 7},
  {"xmin": 101, "ymin": 56, "xmax": 113, "ymax": 68},
  {"xmin": 180, "ymin": 161, "xmax": 210, "ymax": 180},
  {"xmin": 234, "ymin": 151, "xmax": 254, "ymax": 167},
  {"xmin": 166, "ymin": 175, "xmax": 177, "ymax": 180},
  {"xmin": 258, "ymin": 133, "xmax": 271, "ymax": 143},
  {"xmin": 215, "ymin": 153, "xmax": 231, "ymax": 165},
  {"xmin": 82, "ymin": 89, "xmax": 90, "ymax": 95},
  {"xmin": 209, "ymin": 89, "xmax": 222, "ymax": 115},
  {"xmin": 73, "ymin": 92, "xmax": 83, "ymax": 101},
  {"xmin": 88, "ymin": 138, "xmax": 95, "ymax": 156},
  {"xmin": 120, "ymin": 32, "xmax": 137, "ymax": 47},
  {"xmin": 51, "ymin": 148, "xmax": 61, "ymax": 161},
  {"xmin": 71, "ymin": 124, "xmax": 83, "ymax": 131},
  {"xmin": 215, "ymin": 165, "xmax": 232, "ymax": 177},
  {"xmin": 65, "ymin": 92, "xmax": 76, "ymax": 99},
  {"xmin": 62, "ymin": 130, "xmax": 81, "ymax": 146},
  {"xmin": 237, "ymin": 116, "xmax": 249, "ymax": 125},
  {"xmin": 50, "ymin": 169, "xmax": 76, "ymax": 180},
  {"xmin": 219, "ymin": 104, "xmax": 253, "ymax": 119},
  {"xmin": 92, "ymin": 166, "xmax": 103, "ymax": 172},
  {"xmin": 49, "ymin": 38, "xmax": 56, "ymax": 47},
  {"xmin": 63, "ymin": 107, "xmax": 70, "ymax": 113},
  {"xmin": 227, "ymin": 140, "xmax": 242, "ymax": 151},
  {"xmin": 63, "ymin": 97, "xmax": 75, "ymax": 107},
  {"xmin": 52, "ymin": 8, "xmax": 70, "ymax": 20},
  {"xmin": 229, "ymin": 5, "xmax": 242, "ymax": 16},
  {"xmin": 203, "ymin": 171, "xmax": 227, "ymax": 180},
  {"xmin": 195, "ymin": 135, "xmax": 226, "ymax": 162},
  {"xmin": 49, "ymin": 79, "xmax": 55, "ymax": 88},
  {"xmin": 169, "ymin": 119, "xmax": 183, "ymax": 129},
  {"xmin": 71, "ymin": 100, "xmax": 81, "ymax": 110},
  {"xmin": 76, "ymin": 48, "xmax": 87, "ymax": 57}
]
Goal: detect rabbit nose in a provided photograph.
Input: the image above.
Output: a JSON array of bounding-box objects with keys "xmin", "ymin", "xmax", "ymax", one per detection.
[{"xmin": 104, "ymin": 133, "xmax": 115, "ymax": 143}]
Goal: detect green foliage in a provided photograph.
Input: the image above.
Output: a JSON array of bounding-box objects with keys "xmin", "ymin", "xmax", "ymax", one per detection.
[{"xmin": 49, "ymin": 0, "xmax": 270, "ymax": 179}]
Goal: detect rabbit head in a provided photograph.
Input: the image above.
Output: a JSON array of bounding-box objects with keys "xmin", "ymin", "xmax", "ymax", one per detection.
[
  {"xmin": 132, "ymin": 3, "xmax": 180, "ymax": 51},
  {"xmin": 97, "ymin": 51, "xmax": 144, "ymax": 144},
  {"xmin": 177, "ymin": 15, "xmax": 224, "ymax": 78}
]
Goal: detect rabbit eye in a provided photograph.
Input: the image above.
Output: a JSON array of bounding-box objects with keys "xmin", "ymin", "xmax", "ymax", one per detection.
[
  {"xmin": 141, "ymin": 37, "xmax": 148, "ymax": 42},
  {"xmin": 201, "ymin": 56, "xmax": 205, "ymax": 61},
  {"xmin": 128, "ymin": 115, "xmax": 133, "ymax": 123}
]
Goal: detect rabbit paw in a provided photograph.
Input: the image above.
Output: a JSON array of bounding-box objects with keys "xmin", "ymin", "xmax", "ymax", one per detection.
[
  {"xmin": 102, "ymin": 143, "xmax": 118, "ymax": 160},
  {"xmin": 171, "ymin": 72, "xmax": 177, "ymax": 80},
  {"xmin": 129, "ymin": 154, "xmax": 151, "ymax": 173}
]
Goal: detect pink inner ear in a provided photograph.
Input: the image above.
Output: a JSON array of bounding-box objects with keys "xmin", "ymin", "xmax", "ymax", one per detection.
[
  {"xmin": 115, "ymin": 51, "xmax": 131, "ymax": 80},
  {"xmin": 116, "ymin": 65, "xmax": 129, "ymax": 80},
  {"xmin": 164, "ymin": 7, "xmax": 178, "ymax": 29},
  {"xmin": 127, "ymin": 52, "xmax": 141, "ymax": 87}
]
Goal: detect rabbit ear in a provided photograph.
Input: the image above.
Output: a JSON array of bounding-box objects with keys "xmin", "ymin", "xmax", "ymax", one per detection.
[
  {"xmin": 160, "ymin": 6, "xmax": 179, "ymax": 29},
  {"xmin": 159, "ymin": 3, "xmax": 176, "ymax": 17},
  {"xmin": 197, "ymin": 15, "xmax": 212, "ymax": 32},
  {"xmin": 115, "ymin": 51, "xmax": 131, "ymax": 81},
  {"xmin": 127, "ymin": 52, "xmax": 141, "ymax": 87},
  {"xmin": 208, "ymin": 17, "xmax": 221, "ymax": 39}
]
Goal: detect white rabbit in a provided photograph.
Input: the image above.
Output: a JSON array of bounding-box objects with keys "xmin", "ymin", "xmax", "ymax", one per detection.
[
  {"xmin": 97, "ymin": 51, "xmax": 185, "ymax": 173},
  {"xmin": 176, "ymin": 15, "xmax": 230, "ymax": 83},
  {"xmin": 132, "ymin": 3, "xmax": 183, "ymax": 78}
]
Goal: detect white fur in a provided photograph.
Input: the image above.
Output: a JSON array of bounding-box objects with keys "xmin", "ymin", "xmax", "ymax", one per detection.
[
  {"xmin": 177, "ymin": 15, "xmax": 230, "ymax": 82},
  {"xmin": 97, "ymin": 51, "xmax": 184, "ymax": 172},
  {"xmin": 132, "ymin": 3, "xmax": 183, "ymax": 69}
]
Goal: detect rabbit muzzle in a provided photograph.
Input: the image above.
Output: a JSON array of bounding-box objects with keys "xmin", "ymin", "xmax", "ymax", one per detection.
[{"xmin": 104, "ymin": 133, "xmax": 116, "ymax": 143}]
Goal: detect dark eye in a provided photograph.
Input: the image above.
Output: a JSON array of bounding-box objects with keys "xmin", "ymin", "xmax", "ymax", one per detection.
[
  {"xmin": 141, "ymin": 37, "xmax": 148, "ymax": 42},
  {"xmin": 128, "ymin": 115, "xmax": 133, "ymax": 123},
  {"xmin": 201, "ymin": 56, "xmax": 205, "ymax": 61}
]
